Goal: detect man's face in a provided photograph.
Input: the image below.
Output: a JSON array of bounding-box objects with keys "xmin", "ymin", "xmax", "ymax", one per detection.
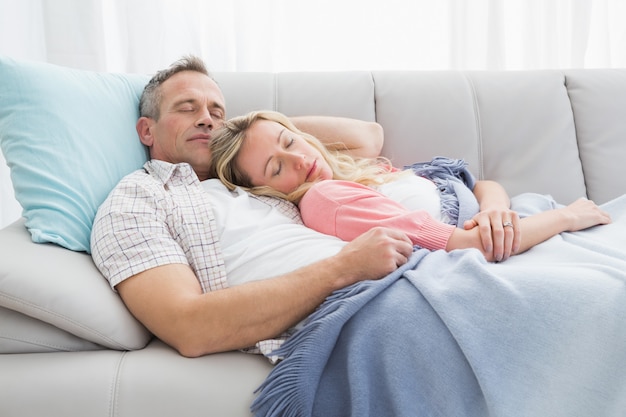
[{"xmin": 140, "ymin": 70, "xmax": 226, "ymax": 180}]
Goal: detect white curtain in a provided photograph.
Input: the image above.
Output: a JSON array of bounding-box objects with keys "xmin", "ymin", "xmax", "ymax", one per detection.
[{"xmin": 1, "ymin": 0, "xmax": 625, "ymax": 227}]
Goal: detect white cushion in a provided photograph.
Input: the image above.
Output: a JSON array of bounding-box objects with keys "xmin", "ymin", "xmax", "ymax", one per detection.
[
  {"xmin": 0, "ymin": 220, "xmax": 151, "ymax": 350},
  {"xmin": 0, "ymin": 306, "xmax": 103, "ymax": 353}
]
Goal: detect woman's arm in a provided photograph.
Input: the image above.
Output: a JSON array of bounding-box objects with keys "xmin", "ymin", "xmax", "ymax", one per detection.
[
  {"xmin": 448, "ymin": 197, "xmax": 611, "ymax": 262},
  {"xmin": 513, "ymin": 198, "xmax": 611, "ymax": 251},
  {"xmin": 300, "ymin": 179, "xmax": 610, "ymax": 264},
  {"xmin": 290, "ymin": 116, "xmax": 384, "ymax": 158},
  {"xmin": 299, "ymin": 180, "xmax": 456, "ymax": 251}
]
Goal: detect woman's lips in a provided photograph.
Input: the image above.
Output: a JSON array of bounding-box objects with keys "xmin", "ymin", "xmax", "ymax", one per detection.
[{"xmin": 306, "ymin": 160, "xmax": 317, "ymax": 181}]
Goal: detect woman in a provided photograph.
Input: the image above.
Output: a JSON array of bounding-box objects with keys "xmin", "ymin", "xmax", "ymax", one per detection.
[{"xmin": 209, "ymin": 110, "xmax": 611, "ymax": 262}]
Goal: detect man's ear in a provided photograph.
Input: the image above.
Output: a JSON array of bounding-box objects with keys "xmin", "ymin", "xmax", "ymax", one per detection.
[{"xmin": 136, "ymin": 117, "xmax": 154, "ymax": 147}]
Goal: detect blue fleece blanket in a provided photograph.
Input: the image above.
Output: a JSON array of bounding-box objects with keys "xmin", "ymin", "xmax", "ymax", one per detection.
[{"xmin": 252, "ymin": 193, "xmax": 626, "ymax": 417}]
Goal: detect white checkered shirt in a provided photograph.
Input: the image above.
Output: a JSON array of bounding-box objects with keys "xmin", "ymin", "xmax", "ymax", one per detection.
[{"xmin": 91, "ymin": 160, "xmax": 301, "ymax": 360}]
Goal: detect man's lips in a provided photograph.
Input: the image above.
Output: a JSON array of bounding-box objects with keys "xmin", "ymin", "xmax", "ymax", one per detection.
[{"xmin": 188, "ymin": 133, "xmax": 211, "ymax": 142}]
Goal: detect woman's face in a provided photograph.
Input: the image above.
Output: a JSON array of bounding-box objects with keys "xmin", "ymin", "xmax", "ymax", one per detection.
[{"xmin": 235, "ymin": 119, "xmax": 333, "ymax": 194}]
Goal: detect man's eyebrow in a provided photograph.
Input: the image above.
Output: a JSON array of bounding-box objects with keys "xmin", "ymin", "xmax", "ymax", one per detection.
[{"xmin": 263, "ymin": 128, "xmax": 285, "ymax": 177}]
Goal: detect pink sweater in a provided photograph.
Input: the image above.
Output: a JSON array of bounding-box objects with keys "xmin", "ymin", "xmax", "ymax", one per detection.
[{"xmin": 299, "ymin": 180, "xmax": 455, "ymax": 250}]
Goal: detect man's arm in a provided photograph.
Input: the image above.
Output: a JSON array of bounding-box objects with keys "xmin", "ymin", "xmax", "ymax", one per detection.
[
  {"xmin": 116, "ymin": 227, "xmax": 413, "ymax": 358},
  {"xmin": 290, "ymin": 116, "xmax": 384, "ymax": 158}
]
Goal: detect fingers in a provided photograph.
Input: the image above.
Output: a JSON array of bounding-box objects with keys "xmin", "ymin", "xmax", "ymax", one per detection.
[
  {"xmin": 470, "ymin": 210, "xmax": 521, "ymax": 262},
  {"xmin": 394, "ymin": 251, "xmax": 409, "ymax": 268},
  {"xmin": 345, "ymin": 227, "xmax": 414, "ymax": 278},
  {"xmin": 387, "ymin": 228, "xmax": 414, "ymax": 266},
  {"xmin": 582, "ymin": 198, "xmax": 612, "ymax": 224},
  {"xmin": 463, "ymin": 218, "xmax": 478, "ymax": 230},
  {"xmin": 383, "ymin": 228, "xmax": 413, "ymax": 269},
  {"xmin": 564, "ymin": 198, "xmax": 612, "ymax": 231},
  {"xmin": 495, "ymin": 216, "xmax": 520, "ymax": 261}
]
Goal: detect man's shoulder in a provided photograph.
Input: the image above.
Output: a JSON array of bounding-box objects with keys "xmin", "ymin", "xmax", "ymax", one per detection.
[
  {"xmin": 119, "ymin": 166, "xmax": 150, "ymax": 182},
  {"xmin": 99, "ymin": 163, "xmax": 168, "ymax": 212},
  {"xmin": 109, "ymin": 166, "xmax": 155, "ymax": 194},
  {"xmin": 113, "ymin": 160, "xmax": 197, "ymax": 191}
]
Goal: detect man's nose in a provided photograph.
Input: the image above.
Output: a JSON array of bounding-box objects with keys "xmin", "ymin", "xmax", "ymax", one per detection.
[{"xmin": 196, "ymin": 111, "xmax": 214, "ymax": 129}]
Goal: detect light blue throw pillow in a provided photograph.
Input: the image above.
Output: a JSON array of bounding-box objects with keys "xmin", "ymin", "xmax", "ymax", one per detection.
[{"xmin": 0, "ymin": 55, "xmax": 149, "ymax": 252}]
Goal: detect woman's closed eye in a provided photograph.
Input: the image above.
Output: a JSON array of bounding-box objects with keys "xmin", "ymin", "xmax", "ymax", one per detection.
[
  {"xmin": 272, "ymin": 162, "xmax": 282, "ymax": 177},
  {"xmin": 271, "ymin": 137, "xmax": 295, "ymax": 176}
]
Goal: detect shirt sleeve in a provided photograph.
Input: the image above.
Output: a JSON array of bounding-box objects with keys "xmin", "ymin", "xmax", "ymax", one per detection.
[
  {"xmin": 299, "ymin": 180, "xmax": 455, "ymax": 251},
  {"xmin": 90, "ymin": 175, "xmax": 188, "ymax": 289}
]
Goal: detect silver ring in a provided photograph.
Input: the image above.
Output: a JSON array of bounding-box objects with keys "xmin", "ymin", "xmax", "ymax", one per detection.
[{"xmin": 503, "ymin": 221, "xmax": 513, "ymax": 228}]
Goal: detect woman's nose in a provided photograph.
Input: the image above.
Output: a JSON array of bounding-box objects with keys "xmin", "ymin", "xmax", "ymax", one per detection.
[{"xmin": 290, "ymin": 153, "xmax": 306, "ymax": 169}]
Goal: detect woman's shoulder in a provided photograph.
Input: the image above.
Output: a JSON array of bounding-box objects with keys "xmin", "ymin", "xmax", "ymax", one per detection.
[
  {"xmin": 302, "ymin": 180, "xmax": 382, "ymax": 208},
  {"xmin": 308, "ymin": 179, "xmax": 379, "ymax": 197}
]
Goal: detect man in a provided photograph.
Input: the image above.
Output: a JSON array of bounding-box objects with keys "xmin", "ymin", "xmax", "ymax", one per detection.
[{"xmin": 91, "ymin": 55, "xmax": 414, "ymax": 358}]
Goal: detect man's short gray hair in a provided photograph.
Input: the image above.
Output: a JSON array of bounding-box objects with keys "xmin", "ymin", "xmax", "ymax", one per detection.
[{"xmin": 139, "ymin": 55, "xmax": 212, "ymax": 120}]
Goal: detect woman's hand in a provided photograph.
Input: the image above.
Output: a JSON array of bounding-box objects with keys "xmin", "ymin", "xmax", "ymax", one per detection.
[
  {"xmin": 463, "ymin": 208, "xmax": 521, "ymax": 262},
  {"xmin": 560, "ymin": 198, "xmax": 611, "ymax": 231},
  {"xmin": 464, "ymin": 180, "xmax": 521, "ymax": 261}
]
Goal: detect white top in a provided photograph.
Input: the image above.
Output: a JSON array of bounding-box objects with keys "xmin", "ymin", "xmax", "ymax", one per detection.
[
  {"xmin": 376, "ymin": 174, "xmax": 443, "ymax": 221},
  {"xmin": 202, "ymin": 179, "xmax": 347, "ymax": 287}
]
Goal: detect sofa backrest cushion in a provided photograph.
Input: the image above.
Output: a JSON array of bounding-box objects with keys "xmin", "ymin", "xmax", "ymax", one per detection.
[
  {"xmin": 564, "ymin": 70, "xmax": 626, "ymax": 204},
  {"xmin": 373, "ymin": 70, "xmax": 588, "ymax": 204}
]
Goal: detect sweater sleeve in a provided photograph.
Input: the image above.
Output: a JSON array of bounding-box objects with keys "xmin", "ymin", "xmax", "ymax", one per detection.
[{"xmin": 299, "ymin": 180, "xmax": 455, "ymax": 251}]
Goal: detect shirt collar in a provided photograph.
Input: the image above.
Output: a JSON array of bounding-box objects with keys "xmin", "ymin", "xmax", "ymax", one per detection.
[{"xmin": 143, "ymin": 160, "xmax": 200, "ymax": 186}]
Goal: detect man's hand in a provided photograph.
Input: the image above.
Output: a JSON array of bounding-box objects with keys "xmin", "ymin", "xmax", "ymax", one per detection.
[{"xmin": 332, "ymin": 227, "xmax": 414, "ymax": 288}]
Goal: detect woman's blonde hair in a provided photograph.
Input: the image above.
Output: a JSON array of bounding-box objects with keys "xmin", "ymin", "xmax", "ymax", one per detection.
[{"xmin": 208, "ymin": 110, "xmax": 405, "ymax": 204}]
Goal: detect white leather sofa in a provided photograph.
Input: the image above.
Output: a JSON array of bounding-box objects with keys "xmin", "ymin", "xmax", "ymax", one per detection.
[{"xmin": 2, "ymin": 63, "xmax": 626, "ymax": 416}]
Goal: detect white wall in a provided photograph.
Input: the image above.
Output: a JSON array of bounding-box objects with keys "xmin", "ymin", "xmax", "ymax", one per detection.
[{"xmin": 2, "ymin": 0, "xmax": 626, "ymax": 228}]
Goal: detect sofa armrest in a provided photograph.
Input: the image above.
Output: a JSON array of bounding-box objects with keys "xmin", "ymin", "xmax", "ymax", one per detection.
[{"xmin": 0, "ymin": 219, "xmax": 151, "ymax": 350}]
